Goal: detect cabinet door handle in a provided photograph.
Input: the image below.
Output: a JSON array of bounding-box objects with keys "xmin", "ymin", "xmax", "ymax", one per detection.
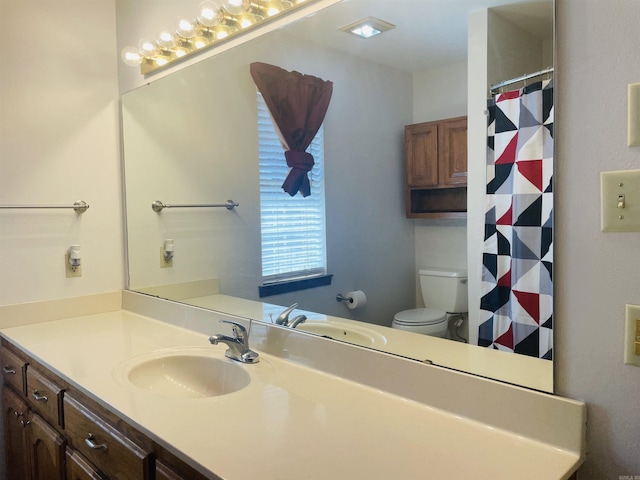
[
  {"xmin": 13, "ymin": 411, "xmax": 24, "ymax": 419},
  {"xmin": 2, "ymin": 366, "xmax": 16, "ymax": 375},
  {"xmin": 20, "ymin": 419, "xmax": 30, "ymax": 428},
  {"xmin": 85, "ymin": 434, "xmax": 108, "ymax": 451},
  {"xmin": 32, "ymin": 390, "xmax": 48, "ymax": 402}
]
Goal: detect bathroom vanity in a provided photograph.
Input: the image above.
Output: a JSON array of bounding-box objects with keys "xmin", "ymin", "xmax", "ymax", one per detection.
[{"xmin": 0, "ymin": 292, "xmax": 585, "ymax": 479}]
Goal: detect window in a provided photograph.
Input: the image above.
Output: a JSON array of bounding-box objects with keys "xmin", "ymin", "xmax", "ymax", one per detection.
[{"xmin": 258, "ymin": 93, "xmax": 327, "ymax": 288}]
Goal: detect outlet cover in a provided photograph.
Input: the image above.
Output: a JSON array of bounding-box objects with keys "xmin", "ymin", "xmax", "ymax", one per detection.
[
  {"xmin": 65, "ymin": 253, "xmax": 82, "ymax": 278},
  {"xmin": 624, "ymin": 304, "xmax": 640, "ymax": 367}
]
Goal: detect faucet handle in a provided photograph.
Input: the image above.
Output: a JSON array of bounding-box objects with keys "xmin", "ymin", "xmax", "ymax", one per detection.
[
  {"xmin": 275, "ymin": 303, "xmax": 299, "ymax": 325},
  {"xmin": 219, "ymin": 320, "xmax": 248, "ymax": 342}
]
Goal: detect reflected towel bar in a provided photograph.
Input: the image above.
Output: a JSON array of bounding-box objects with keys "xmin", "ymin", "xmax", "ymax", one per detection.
[
  {"xmin": 151, "ymin": 200, "xmax": 239, "ymax": 212},
  {"xmin": 0, "ymin": 200, "xmax": 89, "ymax": 214}
]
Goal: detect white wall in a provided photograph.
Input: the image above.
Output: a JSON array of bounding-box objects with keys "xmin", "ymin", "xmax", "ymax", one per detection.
[
  {"xmin": 413, "ymin": 60, "xmax": 468, "ymax": 123},
  {"xmin": 0, "ymin": 1, "xmax": 122, "ymax": 306},
  {"xmin": 467, "ymin": 10, "xmax": 491, "ymax": 347},
  {"xmin": 555, "ymin": 0, "xmax": 640, "ymax": 476},
  {"xmin": 411, "ymin": 60, "xmax": 469, "ymax": 308},
  {"xmin": 487, "ymin": 9, "xmax": 546, "ymax": 87}
]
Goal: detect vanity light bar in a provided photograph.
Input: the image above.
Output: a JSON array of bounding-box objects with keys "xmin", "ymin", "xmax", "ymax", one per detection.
[{"xmin": 122, "ymin": 0, "xmax": 313, "ymax": 75}]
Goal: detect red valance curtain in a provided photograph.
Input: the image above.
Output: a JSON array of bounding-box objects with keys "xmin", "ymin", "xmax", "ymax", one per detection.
[{"xmin": 250, "ymin": 62, "xmax": 333, "ymax": 197}]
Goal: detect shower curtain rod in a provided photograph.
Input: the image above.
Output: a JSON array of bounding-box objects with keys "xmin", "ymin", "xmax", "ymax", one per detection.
[{"xmin": 490, "ymin": 67, "xmax": 554, "ymax": 94}]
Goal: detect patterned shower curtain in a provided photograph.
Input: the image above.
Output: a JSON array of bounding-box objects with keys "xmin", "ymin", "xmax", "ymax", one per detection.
[{"xmin": 479, "ymin": 79, "xmax": 554, "ymax": 360}]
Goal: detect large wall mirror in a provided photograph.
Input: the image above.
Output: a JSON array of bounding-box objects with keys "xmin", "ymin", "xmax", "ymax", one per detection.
[{"xmin": 121, "ymin": 0, "xmax": 554, "ymax": 391}]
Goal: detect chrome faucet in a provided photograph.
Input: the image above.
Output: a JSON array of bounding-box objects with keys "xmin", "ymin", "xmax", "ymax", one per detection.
[
  {"xmin": 275, "ymin": 303, "xmax": 298, "ymax": 326},
  {"xmin": 209, "ymin": 320, "xmax": 259, "ymax": 364},
  {"xmin": 288, "ymin": 315, "xmax": 307, "ymax": 329}
]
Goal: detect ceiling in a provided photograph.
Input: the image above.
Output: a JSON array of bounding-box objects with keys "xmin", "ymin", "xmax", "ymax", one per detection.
[{"xmin": 283, "ymin": 0, "xmax": 553, "ymax": 73}]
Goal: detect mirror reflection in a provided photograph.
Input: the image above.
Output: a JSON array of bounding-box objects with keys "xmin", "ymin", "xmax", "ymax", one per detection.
[{"xmin": 122, "ymin": 0, "xmax": 554, "ymax": 391}]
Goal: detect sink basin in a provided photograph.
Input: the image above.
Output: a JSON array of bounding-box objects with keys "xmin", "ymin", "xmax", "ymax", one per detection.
[
  {"xmin": 114, "ymin": 349, "xmax": 250, "ymax": 399},
  {"xmin": 298, "ymin": 322, "xmax": 387, "ymax": 348}
]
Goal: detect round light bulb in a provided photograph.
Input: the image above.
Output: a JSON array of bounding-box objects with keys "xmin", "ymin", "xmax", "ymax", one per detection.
[
  {"xmin": 222, "ymin": 0, "xmax": 249, "ymax": 15},
  {"xmin": 176, "ymin": 17, "xmax": 197, "ymax": 38},
  {"xmin": 157, "ymin": 30, "xmax": 177, "ymax": 49},
  {"xmin": 138, "ymin": 38, "xmax": 159, "ymax": 57},
  {"xmin": 264, "ymin": 0, "xmax": 287, "ymax": 16},
  {"xmin": 121, "ymin": 47, "xmax": 142, "ymax": 66},
  {"xmin": 197, "ymin": 1, "xmax": 222, "ymax": 27}
]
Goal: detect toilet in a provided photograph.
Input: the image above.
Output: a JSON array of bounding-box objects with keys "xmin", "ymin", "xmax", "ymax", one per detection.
[{"xmin": 392, "ymin": 267, "xmax": 468, "ymax": 338}]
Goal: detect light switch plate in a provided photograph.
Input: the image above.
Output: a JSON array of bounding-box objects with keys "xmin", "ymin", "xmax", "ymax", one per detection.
[
  {"xmin": 624, "ymin": 304, "xmax": 640, "ymax": 366},
  {"xmin": 600, "ymin": 169, "xmax": 640, "ymax": 232},
  {"xmin": 628, "ymin": 83, "xmax": 640, "ymax": 147}
]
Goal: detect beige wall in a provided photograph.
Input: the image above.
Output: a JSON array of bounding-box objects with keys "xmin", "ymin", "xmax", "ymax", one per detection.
[
  {"xmin": 0, "ymin": 0, "xmax": 639, "ymax": 477},
  {"xmin": 0, "ymin": 1, "xmax": 122, "ymax": 306},
  {"xmin": 555, "ymin": 0, "xmax": 640, "ymax": 476}
]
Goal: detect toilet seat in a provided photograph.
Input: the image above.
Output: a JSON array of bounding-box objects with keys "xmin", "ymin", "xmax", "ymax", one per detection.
[
  {"xmin": 393, "ymin": 308, "xmax": 447, "ymax": 326},
  {"xmin": 392, "ymin": 308, "xmax": 449, "ymax": 338}
]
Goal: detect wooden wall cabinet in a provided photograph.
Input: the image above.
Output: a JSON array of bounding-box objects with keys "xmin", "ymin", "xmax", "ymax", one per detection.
[
  {"xmin": 1, "ymin": 340, "xmax": 210, "ymax": 480},
  {"xmin": 404, "ymin": 116, "xmax": 468, "ymax": 218}
]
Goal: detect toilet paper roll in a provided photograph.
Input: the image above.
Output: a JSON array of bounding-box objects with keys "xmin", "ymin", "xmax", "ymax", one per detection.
[{"xmin": 345, "ymin": 290, "xmax": 367, "ymax": 310}]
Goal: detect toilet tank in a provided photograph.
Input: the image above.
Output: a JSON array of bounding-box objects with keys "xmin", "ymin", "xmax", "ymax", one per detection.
[{"xmin": 418, "ymin": 267, "xmax": 468, "ymax": 313}]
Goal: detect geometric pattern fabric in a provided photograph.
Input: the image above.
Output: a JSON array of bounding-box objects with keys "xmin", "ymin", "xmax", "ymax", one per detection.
[{"xmin": 479, "ymin": 79, "xmax": 553, "ymax": 360}]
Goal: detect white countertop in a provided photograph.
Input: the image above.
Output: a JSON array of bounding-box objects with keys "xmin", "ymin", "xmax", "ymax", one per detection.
[
  {"xmin": 180, "ymin": 293, "xmax": 553, "ymax": 392},
  {"xmin": 1, "ymin": 308, "xmax": 581, "ymax": 479}
]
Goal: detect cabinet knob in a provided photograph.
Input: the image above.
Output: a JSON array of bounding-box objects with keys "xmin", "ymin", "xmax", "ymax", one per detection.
[
  {"xmin": 2, "ymin": 366, "xmax": 16, "ymax": 375},
  {"xmin": 32, "ymin": 390, "xmax": 48, "ymax": 402},
  {"xmin": 85, "ymin": 434, "xmax": 108, "ymax": 451}
]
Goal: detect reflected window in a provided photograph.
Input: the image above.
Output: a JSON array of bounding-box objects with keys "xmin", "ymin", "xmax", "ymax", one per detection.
[{"xmin": 258, "ymin": 93, "xmax": 327, "ymax": 284}]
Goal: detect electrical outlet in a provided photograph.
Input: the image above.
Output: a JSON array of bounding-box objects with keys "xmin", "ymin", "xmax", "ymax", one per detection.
[
  {"xmin": 160, "ymin": 247, "xmax": 173, "ymax": 268},
  {"xmin": 624, "ymin": 304, "xmax": 640, "ymax": 366},
  {"xmin": 65, "ymin": 253, "xmax": 82, "ymax": 278}
]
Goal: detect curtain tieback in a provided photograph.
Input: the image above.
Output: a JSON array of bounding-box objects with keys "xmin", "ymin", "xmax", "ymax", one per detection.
[{"xmin": 285, "ymin": 150, "xmax": 315, "ymax": 171}]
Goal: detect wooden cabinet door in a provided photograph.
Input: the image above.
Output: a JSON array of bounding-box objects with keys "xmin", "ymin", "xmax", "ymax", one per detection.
[
  {"xmin": 438, "ymin": 116, "xmax": 468, "ymax": 186},
  {"xmin": 405, "ymin": 122, "xmax": 438, "ymax": 187},
  {"xmin": 3, "ymin": 386, "xmax": 30, "ymax": 480},
  {"xmin": 27, "ymin": 412, "xmax": 66, "ymax": 480},
  {"xmin": 66, "ymin": 448, "xmax": 106, "ymax": 480}
]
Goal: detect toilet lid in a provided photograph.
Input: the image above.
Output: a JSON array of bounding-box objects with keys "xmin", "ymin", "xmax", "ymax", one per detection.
[{"xmin": 394, "ymin": 308, "xmax": 446, "ymax": 325}]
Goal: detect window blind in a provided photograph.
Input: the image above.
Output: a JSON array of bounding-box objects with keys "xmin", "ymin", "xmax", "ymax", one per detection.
[{"xmin": 258, "ymin": 93, "xmax": 327, "ymax": 283}]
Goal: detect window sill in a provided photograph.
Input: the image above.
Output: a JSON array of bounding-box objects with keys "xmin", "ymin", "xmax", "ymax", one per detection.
[{"xmin": 259, "ymin": 274, "xmax": 333, "ymax": 298}]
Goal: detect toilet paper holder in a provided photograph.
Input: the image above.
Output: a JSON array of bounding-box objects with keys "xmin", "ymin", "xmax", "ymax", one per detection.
[
  {"xmin": 336, "ymin": 290, "xmax": 367, "ymax": 309},
  {"xmin": 336, "ymin": 293, "xmax": 353, "ymax": 304}
]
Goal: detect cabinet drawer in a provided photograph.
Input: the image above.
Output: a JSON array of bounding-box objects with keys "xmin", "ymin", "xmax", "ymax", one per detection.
[
  {"xmin": 66, "ymin": 447, "xmax": 107, "ymax": 480},
  {"xmin": 26, "ymin": 366, "xmax": 64, "ymax": 428},
  {"xmin": 64, "ymin": 394, "xmax": 152, "ymax": 480},
  {"xmin": 1, "ymin": 347, "xmax": 27, "ymax": 395}
]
